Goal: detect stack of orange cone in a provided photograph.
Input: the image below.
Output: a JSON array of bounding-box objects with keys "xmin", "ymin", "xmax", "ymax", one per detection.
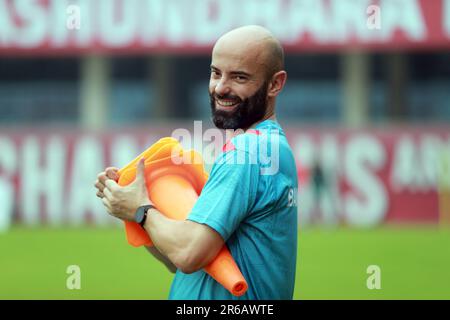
[{"xmin": 116, "ymin": 137, "xmax": 248, "ymax": 297}]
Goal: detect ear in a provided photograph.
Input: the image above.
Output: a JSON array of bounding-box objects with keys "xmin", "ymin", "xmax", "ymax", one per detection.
[{"xmin": 267, "ymin": 71, "xmax": 287, "ymax": 98}]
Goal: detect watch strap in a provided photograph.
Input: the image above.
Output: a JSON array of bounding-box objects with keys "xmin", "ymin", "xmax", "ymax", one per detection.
[{"xmin": 136, "ymin": 204, "xmax": 156, "ymax": 227}]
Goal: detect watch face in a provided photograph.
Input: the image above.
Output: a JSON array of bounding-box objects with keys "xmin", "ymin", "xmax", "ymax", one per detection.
[{"xmin": 135, "ymin": 207, "xmax": 145, "ymax": 224}]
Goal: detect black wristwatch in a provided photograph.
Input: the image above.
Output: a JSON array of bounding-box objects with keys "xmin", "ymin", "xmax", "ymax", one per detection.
[{"xmin": 135, "ymin": 205, "xmax": 156, "ymax": 227}]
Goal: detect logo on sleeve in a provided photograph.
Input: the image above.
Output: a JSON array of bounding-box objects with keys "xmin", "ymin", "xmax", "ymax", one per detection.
[{"xmin": 287, "ymin": 187, "xmax": 298, "ymax": 207}]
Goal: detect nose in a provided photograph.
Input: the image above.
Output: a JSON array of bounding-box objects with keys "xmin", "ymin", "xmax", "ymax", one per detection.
[{"xmin": 214, "ymin": 77, "xmax": 231, "ymax": 97}]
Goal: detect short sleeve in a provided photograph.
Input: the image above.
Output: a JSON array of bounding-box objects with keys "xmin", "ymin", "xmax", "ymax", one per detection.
[{"xmin": 187, "ymin": 149, "xmax": 259, "ymax": 241}]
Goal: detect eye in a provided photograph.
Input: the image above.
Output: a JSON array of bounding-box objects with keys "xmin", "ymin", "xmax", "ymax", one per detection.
[
  {"xmin": 234, "ymin": 75, "xmax": 248, "ymax": 82},
  {"xmin": 211, "ymin": 69, "xmax": 221, "ymax": 77}
]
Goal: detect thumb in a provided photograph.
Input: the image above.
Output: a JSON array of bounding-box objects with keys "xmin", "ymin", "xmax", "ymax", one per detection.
[{"xmin": 136, "ymin": 157, "xmax": 146, "ymax": 182}]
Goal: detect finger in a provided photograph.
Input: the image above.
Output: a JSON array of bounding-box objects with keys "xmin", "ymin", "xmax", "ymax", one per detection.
[
  {"xmin": 94, "ymin": 181, "xmax": 105, "ymax": 192},
  {"xmin": 105, "ymin": 179, "xmax": 119, "ymax": 192},
  {"xmin": 97, "ymin": 172, "xmax": 109, "ymax": 185},
  {"xmin": 96, "ymin": 191, "xmax": 104, "ymax": 199},
  {"xmin": 106, "ymin": 167, "xmax": 120, "ymax": 181},
  {"xmin": 135, "ymin": 158, "xmax": 146, "ymax": 182},
  {"xmin": 103, "ymin": 188, "xmax": 113, "ymax": 202}
]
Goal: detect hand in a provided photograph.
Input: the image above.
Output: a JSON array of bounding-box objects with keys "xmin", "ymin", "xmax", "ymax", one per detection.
[
  {"xmin": 100, "ymin": 158, "xmax": 152, "ymax": 221},
  {"xmin": 94, "ymin": 167, "xmax": 119, "ymax": 199}
]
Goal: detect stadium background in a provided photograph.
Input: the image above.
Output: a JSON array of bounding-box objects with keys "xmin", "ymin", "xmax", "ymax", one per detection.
[{"xmin": 0, "ymin": 0, "xmax": 449, "ymax": 299}]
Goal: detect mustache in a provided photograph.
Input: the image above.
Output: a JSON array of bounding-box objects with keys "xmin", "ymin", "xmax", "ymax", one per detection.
[{"xmin": 213, "ymin": 93, "xmax": 242, "ymax": 102}]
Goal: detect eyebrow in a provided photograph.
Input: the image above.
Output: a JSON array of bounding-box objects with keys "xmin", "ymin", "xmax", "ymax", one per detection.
[{"xmin": 210, "ymin": 65, "xmax": 252, "ymax": 78}]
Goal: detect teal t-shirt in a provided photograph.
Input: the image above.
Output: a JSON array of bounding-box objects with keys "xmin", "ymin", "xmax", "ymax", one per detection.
[{"xmin": 168, "ymin": 120, "xmax": 298, "ymax": 300}]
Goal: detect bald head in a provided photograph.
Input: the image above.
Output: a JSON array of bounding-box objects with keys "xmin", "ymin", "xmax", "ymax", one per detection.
[{"xmin": 213, "ymin": 25, "xmax": 285, "ymax": 79}]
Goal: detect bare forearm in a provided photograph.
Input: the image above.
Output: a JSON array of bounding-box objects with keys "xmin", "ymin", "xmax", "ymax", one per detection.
[
  {"xmin": 144, "ymin": 245, "xmax": 177, "ymax": 273},
  {"xmin": 143, "ymin": 209, "xmax": 193, "ymax": 271},
  {"xmin": 142, "ymin": 209, "xmax": 224, "ymax": 274}
]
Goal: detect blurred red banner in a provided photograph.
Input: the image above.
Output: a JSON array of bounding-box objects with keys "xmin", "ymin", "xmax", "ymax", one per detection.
[
  {"xmin": 0, "ymin": 125, "xmax": 448, "ymax": 228},
  {"xmin": 0, "ymin": 0, "xmax": 449, "ymax": 55}
]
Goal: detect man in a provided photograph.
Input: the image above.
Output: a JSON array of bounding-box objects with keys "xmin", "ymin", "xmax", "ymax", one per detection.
[{"xmin": 94, "ymin": 25, "xmax": 298, "ymax": 299}]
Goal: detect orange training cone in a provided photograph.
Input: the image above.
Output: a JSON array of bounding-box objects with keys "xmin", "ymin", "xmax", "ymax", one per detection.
[
  {"xmin": 116, "ymin": 138, "xmax": 248, "ymax": 297},
  {"xmin": 117, "ymin": 138, "xmax": 182, "ymax": 247}
]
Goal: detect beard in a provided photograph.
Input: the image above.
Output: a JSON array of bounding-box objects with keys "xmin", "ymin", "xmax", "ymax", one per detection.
[{"xmin": 209, "ymin": 81, "xmax": 269, "ymax": 130}]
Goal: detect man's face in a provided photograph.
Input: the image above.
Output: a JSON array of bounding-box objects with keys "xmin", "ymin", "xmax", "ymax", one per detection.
[
  {"xmin": 209, "ymin": 80, "xmax": 269, "ymax": 130},
  {"xmin": 209, "ymin": 46, "xmax": 270, "ymax": 130}
]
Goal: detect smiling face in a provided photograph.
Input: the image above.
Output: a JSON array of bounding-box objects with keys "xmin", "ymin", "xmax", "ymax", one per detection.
[
  {"xmin": 209, "ymin": 26, "xmax": 287, "ymax": 131},
  {"xmin": 209, "ymin": 73, "xmax": 270, "ymax": 131},
  {"xmin": 209, "ymin": 30, "xmax": 275, "ymax": 130}
]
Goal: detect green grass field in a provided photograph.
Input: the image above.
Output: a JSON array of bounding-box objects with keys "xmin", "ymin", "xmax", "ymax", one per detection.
[{"xmin": 1, "ymin": 226, "xmax": 449, "ymax": 299}]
